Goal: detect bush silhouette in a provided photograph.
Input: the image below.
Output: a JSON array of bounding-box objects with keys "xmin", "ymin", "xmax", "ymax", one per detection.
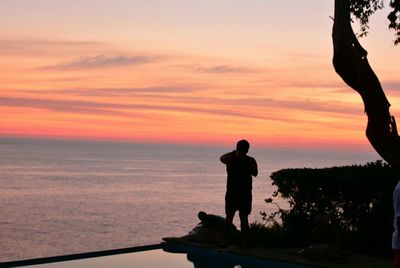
[{"xmin": 262, "ymin": 161, "xmax": 398, "ymax": 256}]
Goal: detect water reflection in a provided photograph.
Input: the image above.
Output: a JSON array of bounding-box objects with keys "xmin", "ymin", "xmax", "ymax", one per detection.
[
  {"xmin": 162, "ymin": 243, "xmax": 306, "ymax": 268},
  {"xmin": 11, "ymin": 244, "xmax": 306, "ymax": 268}
]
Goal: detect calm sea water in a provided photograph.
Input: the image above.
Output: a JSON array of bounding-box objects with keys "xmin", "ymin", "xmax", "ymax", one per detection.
[{"xmin": 0, "ymin": 137, "xmax": 379, "ymax": 262}]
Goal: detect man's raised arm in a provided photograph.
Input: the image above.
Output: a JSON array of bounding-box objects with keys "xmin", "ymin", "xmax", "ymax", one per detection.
[{"xmin": 220, "ymin": 151, "xmax": 234, "ymax": 164}]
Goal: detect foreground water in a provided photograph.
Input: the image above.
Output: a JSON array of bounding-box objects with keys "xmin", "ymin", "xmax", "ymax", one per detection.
[{"xmin": 0, "ymin": 138, "xmax": 379, "ymax": 262}]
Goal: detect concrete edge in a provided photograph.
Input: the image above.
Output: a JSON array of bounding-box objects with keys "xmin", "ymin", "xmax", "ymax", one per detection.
[{"xmin": 0, "ymin": 243, "xmax": 162, "ymax": 268}]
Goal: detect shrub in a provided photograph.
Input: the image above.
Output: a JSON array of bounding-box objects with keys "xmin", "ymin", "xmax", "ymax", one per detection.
[
  {"xmin": 261, "ymin": 160, "xmax": 398, "ymax": 256},
  {"xmin": 248, "ymin": 221, "xmax": 285, "ymax": 247}
]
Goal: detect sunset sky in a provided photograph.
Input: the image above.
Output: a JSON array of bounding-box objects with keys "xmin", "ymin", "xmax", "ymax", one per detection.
[{"xmin": 1, "ymin": 0, "xmax": 400, "ymax": 150}]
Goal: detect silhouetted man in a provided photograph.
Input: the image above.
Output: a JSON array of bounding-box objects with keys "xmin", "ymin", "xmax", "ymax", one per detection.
[{"xmin": 220, "ymin": 139, "xmax": 258, "ymax": 240}]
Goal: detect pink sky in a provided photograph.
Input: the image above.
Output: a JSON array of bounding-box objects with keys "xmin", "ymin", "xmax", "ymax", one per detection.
[{"xmin": 1, "ymin": 1, "xmax": 400, "ymax": 150}]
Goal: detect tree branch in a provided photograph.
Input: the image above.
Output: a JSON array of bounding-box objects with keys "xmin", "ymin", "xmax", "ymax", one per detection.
[{"xmin": 332, "ymin": 0, "xmax": 400, "ymax": 170}]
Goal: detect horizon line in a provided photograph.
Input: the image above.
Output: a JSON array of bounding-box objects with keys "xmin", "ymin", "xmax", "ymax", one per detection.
[{"xmin": 0, "ymin": 134, "xmax": 378, "ymax": 153}]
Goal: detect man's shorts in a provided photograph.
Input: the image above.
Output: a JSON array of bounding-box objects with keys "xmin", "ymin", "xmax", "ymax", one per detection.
[{"xmin": 225, "ymin": 191, "xmax": 252, "ymax": 215}]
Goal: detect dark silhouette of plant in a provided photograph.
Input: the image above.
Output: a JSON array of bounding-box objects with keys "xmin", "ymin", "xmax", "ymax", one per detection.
[{"xmin": 262, "ymin": 161, "xmax": 398, "ymax": 255}]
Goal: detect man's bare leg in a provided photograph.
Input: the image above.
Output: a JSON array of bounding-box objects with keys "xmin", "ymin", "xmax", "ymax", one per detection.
[
  {"xmin": 239, "ymin": 211, "xmax": 250, "ymax": 246},
  {"xmin": 223, "ymin": 211, "xmax": 235, "ymax": 245}
]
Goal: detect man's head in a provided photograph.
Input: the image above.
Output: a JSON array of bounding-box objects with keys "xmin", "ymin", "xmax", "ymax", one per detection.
[
  {"xmin": 198, "ymin": 211, "xmax": 208, "ymax": 222},
  {"xmin": 236, "ymin": 139, "xmax": 250, "ymax": 155}
]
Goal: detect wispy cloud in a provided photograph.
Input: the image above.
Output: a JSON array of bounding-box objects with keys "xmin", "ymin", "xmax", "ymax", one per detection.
[
  {"xmin": 0, "ymin": 95, "xmax": 277, "ymax": 122},
  {"xmin": 1, "ymin": 87, "xmax": 362, "ymax": 121},
  {"xmin": 19, "ymin": 85, "xmax": 202, "ymax": 97},
  {"xmin": 0, "ymin": 96, "xmax": 132, "ymax": 116},
  {"xmin": 383, "ymin": 81, "xmax": 400, "ymax": 94},
  {"xmin": 331, "ymin": 80, "xmax": 400, "ymax": 97},
  {"xmin": 199, "ymin": 65, "xmax": 254, "ymax": 74},
  {"xmin": 0, "ymin": 39, "xmax": 104, "ymax": 55},
  {"xmin": 0, "ymin": 94, "xmax": 314, "ymax": 124},
  {"xmin": 44, "ymin": 54, "xmax": 157, "ymax": 70},
  {"xmin": 285, "ymin": 81, "xmax": 345, "ymax": 89},
  {"xmin": 247, "ymin": 98, "xmax": 363, "ymax": 115},
  {"xmin": 180, "ymin": 64, "xmax": 256, "ymax": 74}
]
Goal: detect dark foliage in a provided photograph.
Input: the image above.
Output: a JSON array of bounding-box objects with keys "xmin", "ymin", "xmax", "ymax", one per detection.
[
  {"xmin": 262, "ymin": 160, "xmax": 398, "ymax": 256},
  {"xmin": 388, "ymin": 0, "xmax": 400, "ymax": 44},
  {"xmin": 350, "ymin": 0, "xmax": 384, "ymax": 36},
  {"xmin": 248, "ymin": 222, "xmax": 286, "ymax": 248},
  {"xmin": 349, "ymin": 0, "xmax": 400, "ymax": 44}
]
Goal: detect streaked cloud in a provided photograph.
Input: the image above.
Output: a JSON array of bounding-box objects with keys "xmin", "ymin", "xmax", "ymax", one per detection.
[
  {"xmin": 43, "ymin": 54, "xmax": 157, "ymax": 70},
  {"xmin": 221, "ymin": 97, "xmax": 363, "ymax": 116},
  {"xmin": 0, "ymin": 96, "xmax": 131, "ymax": 117},
  {"xmin": 383, "ymin": 81, "xmax": 400, "ymax": 93},
  {"xmin": 332, "ymin": 80, "xmax": 400, "ymax": 96},
  {"xmin": 19, "ymin": 85, "xmax": 202, "ymax": 97},
  {"xmin": 199, "ymin": 65, "xmax": 254, "ymax": 74},
  {"xmin": 65, "ymin": 86, "xmax": 201, "ymax": 95},
  {"xmin": 0, "ymin": 39, "xmax": 104, "ymax": 55},
  {"xmin": 0, "ymin": 88, "xmax": 362, "ymax": 121},
  {"xmin": 0, "ymin": 95, "xmax": 270, "ymax": 121},
  {"xmin": 179, "ymin": 64, "xmax": 256, "ymax": 74}
]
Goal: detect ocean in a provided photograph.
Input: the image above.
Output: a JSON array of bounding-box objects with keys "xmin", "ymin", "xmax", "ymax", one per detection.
[{"xmin": 0, "ymin": 137, "xmax": 379, "ymax": 262}]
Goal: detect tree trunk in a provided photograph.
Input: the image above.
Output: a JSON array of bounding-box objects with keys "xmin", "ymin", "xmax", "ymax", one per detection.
[{"xmin": 332, "ymin": 0, "xmax": 400, "ymax": 171}]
